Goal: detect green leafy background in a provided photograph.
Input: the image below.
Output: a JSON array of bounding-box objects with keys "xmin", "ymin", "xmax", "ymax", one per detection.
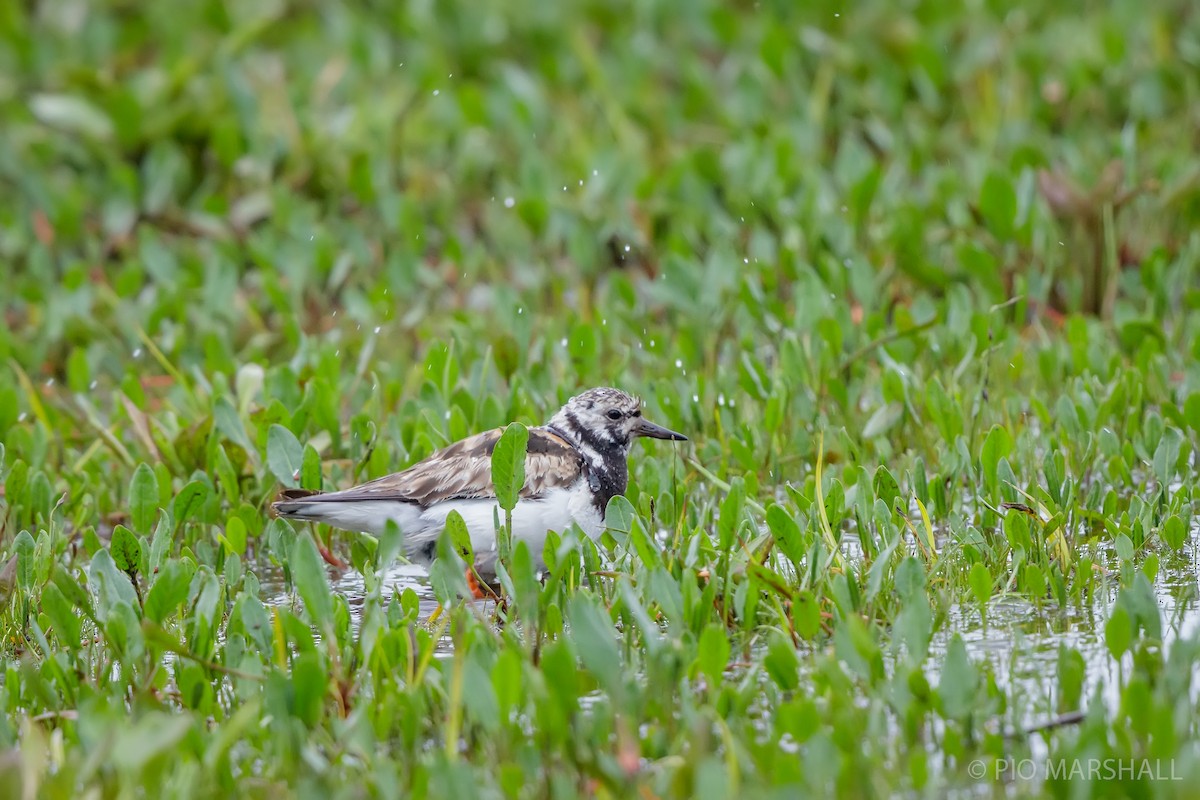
[{"xmin": 1, "ymin": 0, "xmax": 1199, "ymax": 797}]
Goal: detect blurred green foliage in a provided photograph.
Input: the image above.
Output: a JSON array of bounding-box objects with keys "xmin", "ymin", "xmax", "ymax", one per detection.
[{"xmin": 2, "ymin": 0, "xmax": 1200, "ymax": 796}]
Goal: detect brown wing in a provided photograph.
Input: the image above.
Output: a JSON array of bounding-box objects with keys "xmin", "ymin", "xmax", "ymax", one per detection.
[{"xmin": 279, "ymin": 426, "xmax": 585, "ymax": 507}]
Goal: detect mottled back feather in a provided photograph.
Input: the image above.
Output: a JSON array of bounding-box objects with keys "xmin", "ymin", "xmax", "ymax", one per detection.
[{"xmin": 277, "ymin": 427, "xmax": 584, "ymax": 508}]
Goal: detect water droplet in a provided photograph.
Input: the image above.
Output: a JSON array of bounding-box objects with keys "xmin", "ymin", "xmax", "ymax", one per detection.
[
  {"xmin": 728, "ymin": 399, "xmax": 736, "ymax": 407},
  {"xmin": 504, "ymin": 197, "xmax": 515, "ymax": 208},
  {"xmin": 335, "ymin": 350, "xmax": 340, "ymax": 356},
  {"xmin": 45, "ymin": 378, "xmax": 55, "ymax": 387},
  {"xmin": 592, "ymin": 169, "xmax": 599, "ymax": 176},
  {"xmin": 601, "ymin": 319, "xmax": 607, "ymax": 325},
  {"xmin": 744, "ymin": 258, "xmax": 749, "ymax": 264},
  {"xmin": 562, "ymin": 185, "xmax": 568, "ymax": 191},
  {"xmin": 17, "ymin": 412, "xmax": 26, "ymax": 423},
  {"xmin": 718, "ymin": 393, "xmax": 726, "ymax": 406},
  {"xmin": 517, "ymin": 307, "xmax": 523, "ymax": 314},
  {"xmin": 692, "ymin": 394, "xmax": 699, "ymax": 403},
  {"xmin": 624, "ymin": 245, "xmax": 631, "ymax": 252},
  {"xmin": 674, "ymin": 359, "xmax": 683, "ymax": 368},
  {"xmin": 578, "ymin": 179, "xmax": 583, "ymax": 186},
  {"xmin": 649, "ymin": 339, "xmax": 655, "ymax": 347},
  {"xmin": 560, "ymin": 338, "xmax": 568, "ymax": 347},
  {"xmin": 89, "ymin": 380, "xmax": 97, "ymax": 390},
  {"xmin": 374, "ymin": 326, "xmax": 381, "ymax": 334},
  {"xmin": 132, "ymin": 348, "xmax": 142, "ymax": 358},
  {"xmin": 432, "ymin": 89, "xmax": 440, "ymax": 96},
  {"xmin": 444, "ymin": 410, "xmax": 451, "ymax": 420}
]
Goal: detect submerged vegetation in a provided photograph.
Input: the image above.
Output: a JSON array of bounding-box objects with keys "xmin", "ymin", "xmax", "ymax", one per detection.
[{"xmin": 2, "ymin": 0, "xmax": 1199, "ymax": 796}]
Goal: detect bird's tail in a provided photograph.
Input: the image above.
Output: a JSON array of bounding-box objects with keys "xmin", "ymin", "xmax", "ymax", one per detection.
[{"xmin": 271, "ymin": 489, "xmax": 330, "ymax": 522}]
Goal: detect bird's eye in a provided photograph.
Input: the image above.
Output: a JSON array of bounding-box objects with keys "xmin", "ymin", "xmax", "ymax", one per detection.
[{"xmin": 606, "ymin": 409, "xmax": 622, "ymax": 420}]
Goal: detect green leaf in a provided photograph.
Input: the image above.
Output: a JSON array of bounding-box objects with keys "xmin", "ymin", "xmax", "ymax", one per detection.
[
  {"xmin": 213, "ymin": 396, "xmax": 255, "ymax": 455},
  {"xmin": 52, "ymin": 564, "xmax": 95, "ymax": 621},
  {"xmin": 213, "ymin": 444, "xmax": 240, "ymax": 505},
  {"xmin": 894, "ymin": 557, "xmax": 926, "ymax": 602},
  {"xmin": 445, "ymin": 510, "xmax": 473, "ymax": 565},
  {"xmin": 1105, "ymin": 606, "xmax": 1133, "ymax": 658},
  {"xmin": 41, "ymin": 583, "xmax": 81, "ymax": 644},
  {"xmin": 490, "ymin": 422, "xmax": 529, "ymax": 513},
  {"xmin": 1058, "ymin": 645, "xmax": 1085, "ymax": 711},
  {"xmin": 1151, "ymin": 427, "xmax": 1182, "ymax": 488},
  {"xmin": 793, "ymin": 590, "xmax": 821, "ymax": 640},
  {"xmin": 129, "ymin": 462, "xmax": 160, "ymax": 535},
  {"xmin": 88, "ymin": 549, "xmax": 138, "ymax": 616},
  {"xmin": 1024, "ymin": 563, "xmax": 1046, "ymax": 600},
  {"xmin": 763, "ymin": 634, "xmax": 799, "ymax": 691},
  {"xmin": 1114, "ymin": 533, "xmax": 1134, "ymax": 562},
  {"xmin": 377, "ymin": 519, "xmax": 404, "ymax": 570},
  {"xmin": 144, "ymin": 559, "xmax": 197, "ymax": 623},
  {"xmin": 220, "ymin": 516, "xmax": 247, "ymax": 556},
  {"xmin": 1161, "ymin": 515, "xmax": 1186, "ymax": 550},
  {"xmin": 291, "ymin": 651, "xmax": 327, "ymax": 727},
  {"xmin": 937, "ymin": 635, "xmax": 978, "ymax": 720},
  {"xmin": 872, "ymin": 466, "xmax": 900, "ymax": 514},
  {"xmin": 14, "ymin": 530, "xmax": 35, "ymax": 591},
  {"xmin": 172, "ymin": 480, "xmax": 210, "ymax": 530},
  {"xmin": 301, "ymin": 444, "xmax": 322, "ymax": 490},
  {"xmin": 148, "ymin": 514, "xmax": 173, "ymax": 575},
  {"xmin": 979, "ymin": 170, "xmax": 1017, "ymax": 239},
  {"xmin": 510, "ymin": 540, "xmax": 541, "ymax": 624},
  {"xmin": 567, "ymin": 593, "xmax": 622, "ymax": 697},
  {"xmin": 718, "ymin": 477, "xmax": 746, "ymax": 551},
  {"xmin": 604, "ymin": 495, "xmax": 636, "ymax": 539},
  {"xmin": 291, "ymin": 534, "xmax": 334, "ymax": 627},
  {"xmin": 765, "ymin": 504, "xmax": 803, "ymax": 565},
  {"xmin": 1184, "ymin": 392, "xmax": 1200, "ymax": 435},
  {"xmin": 267, "ymin": 424, "xmax": 304, "ymax": 487},
  {"xmin": 697, "ymin": 624, "xmax": 730, "ymax": 686},
  {"xmin": 980, "ymin": 425, "xmax": 1012, "ymax": 491},
  {"xmin": 110, "ymin": 525, "xmax": 143, "ymax": 577},
  {"xmin": 110, "ymin": 712, "xmax": 193, "ymax": 771},
  {"xmin": 862, "ymin": 401, "xmax": 903, "ymax": 439},
  {"xmin": 894, "ymin": 594, "xmax": 932, "ymax": 663},
  {"xmin": 968, "ymin": 562, "xmax": 991, "ymax": 608}
]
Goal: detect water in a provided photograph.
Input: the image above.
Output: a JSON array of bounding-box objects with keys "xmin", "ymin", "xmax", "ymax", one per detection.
[{"xmin": 256, "ymin": 520, "xmax": 1200, "ymax": 725}]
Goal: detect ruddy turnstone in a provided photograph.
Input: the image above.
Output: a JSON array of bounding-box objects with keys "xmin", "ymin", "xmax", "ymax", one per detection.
[{"xmin": 272, "ymin": 387, "xmax": 686, "ymax": 579}]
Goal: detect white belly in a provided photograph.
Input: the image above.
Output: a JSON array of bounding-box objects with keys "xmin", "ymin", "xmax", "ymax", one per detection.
[{"xmin": 282, "ymin": 481, "xmax": 607, "ymax": 569}]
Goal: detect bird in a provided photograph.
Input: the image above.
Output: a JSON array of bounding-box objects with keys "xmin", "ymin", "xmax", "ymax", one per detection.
[{"xmin": 272, "ymin": 387, "xmax": 687, "ymax": 584}]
